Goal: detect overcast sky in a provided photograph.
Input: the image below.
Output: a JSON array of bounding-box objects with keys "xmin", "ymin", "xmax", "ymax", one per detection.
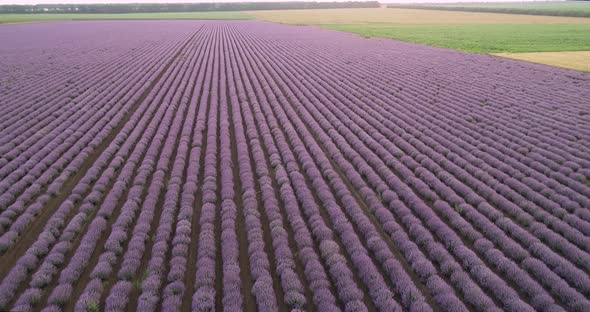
[{"xmin": 4, "ymin": 0, "xmax": 545, "ymax": 4}]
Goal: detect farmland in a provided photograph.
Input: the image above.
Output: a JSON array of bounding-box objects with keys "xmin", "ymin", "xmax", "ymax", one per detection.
[
  {"xmin": 1, "ymin": 18, "xmax": 590, "ymax": 312},
  {"xmin": 321, "ymin": 24, "xmax": 590, "ymax": 54},
  {"xmin": 0, "ymin": 12, "xmax": 253, "ymax": 24},
  {"xmin": 494, "ymin": 51, "xmax": 590, "ymax": 72},
  {"xmin": 251, "ymin": 8, "xmax": 590, "ymax": 54},
  {"xmin": 250, "ymin": 7, "xmax": 590, "ymax": 24},
  {"xmin": 2, "ymin": 8, "xmax": 590, "ymax": 66},
  {"xmin": 388, "ymin": 1, "xmax": 590, "ymax": 18},
  {"xmin": 250, "ymin": 8, "xmax": 590, "ymax": 68}
]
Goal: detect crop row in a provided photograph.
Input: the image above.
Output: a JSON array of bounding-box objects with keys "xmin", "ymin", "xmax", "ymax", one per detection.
[{"xmin": 0, "ymin": 21, "xmax": 588, "ymax": 311}]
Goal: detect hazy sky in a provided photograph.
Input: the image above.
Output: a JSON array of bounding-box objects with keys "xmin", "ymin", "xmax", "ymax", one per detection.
[
  {"xmin": 4, "ymin": 0, "xmax": 544, "ymax": 4},
  {"xmin": 6, "ymin": 0, "xmax": 311, "ymax": 3}
]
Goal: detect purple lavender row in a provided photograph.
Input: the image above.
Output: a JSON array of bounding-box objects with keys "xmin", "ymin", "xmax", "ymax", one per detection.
[
  {"xmin": 276, "ymin": 31, "xmax": 590, "ymax": 256},
  {"xmin": 0, "ymin": 22, "xmax": 187, "ymax": 111},
  {"xmin": 232, "ymin": 32, "xmax": 365, "ymax": 310},
  {"xmin": 0, "ymin": 33, "xmax": 180, "ymax": 179},
  {"xmin": 0, "ymin": 22, "xmax": 126, "ymax": 82},
  {"xmin": 0, "ymin": 30, "xmax": 191, "ymax": 260},
  {"xmin": 406, "ymin": 86, "xmax": 590, "ymax": 190},
  {"xmin": 354, "ymin": 71, "xmax": 590, "ymax": 308},
  {"xmin": 317, "ymin": 31, "xmax": 589, "ymax": 132},
  {"xmin": 294, "ymin": 31, "xmax": 590, "ymax": 177},
  {"xmin": 0, "ymin": 34, "xmax": 192, "ymax": 254},
  {"xmin": 246, "ymin": 27, "xmax": 486, "ymax": 312},
  {"xmin": 21, "ymin": 34, "xmax": 201, "ymax": 312},
  {"xmin": 0, "ymin": 47, "xmax": 131, "ymax": 141},
  {"xmin": 189, "ymin": 24, "xmax": 277, "ymax": 312},
  {"xmin": 0, "ymin": 38, "xmax": 148, "ymax": 137},
  {"xmin": 125, "ymin": 26, "xmax": 217, "ymax": 309},
  {"xmin": 376, "ymin": 83, "xmax": 587, "ymax": 209},
  {"xmin": 245, "ymin": 26, "xmax": 536, "ymax": 310},
  {"xmin": 296, "ymin": 42, "xmax": 590, "ymax": 267},
  {"xmin": 253, "ymin": 28, "xmax": 588, "ymax": 310},
  {"xmin": 288, "ymin": 33, "xmax": 590, "ymax": 256},
  {"xmin": 39, "ymin": 35, "xmax": 200, "ymax": 311},
  {"xmin": 71, "ymin": 28, "xmax": 208, "ymax": 312},
  {"xmin": 240, "ymin": 28, "xmax": 476, "ymax": 307},
  {"xmin": 222, "ymin": 25, "xmax": 307, "ymax": 311},
  {"xmin": 213, "ymin": 29, "xmax": 243, "ymax": 311},
  {"xmin": 0, "ymin": 26, "xmax": 198, "ymax": 310},
  {"xmin": 266, "ymin": 53, "xmax": 517, "ymax": 309},
  {"xmin": 407, "ymin": 105, "xmax": 590, "ymax": 224},
  {"xmin": 2, "ymin": 20, "xmax": 589, "ymax": 311},
  {"xmin": 229, "ymin": 26, "xmax": 373, "ymax": 312},
  {"xmin": 330, "ymin": 59, "xmax": 590, "ymax": 310},
  {"xmin": 0, "ymin": 40, "xmax": 159, "ymax": 178},
  {"xmin": 0, "ymin": 41, "xmax": 162, "ymax": 166},
  {"xmin": 224, "ymin": 27, "xmax": 339, "ymax": 311},
  {"xmin": 322, "ymin": 56, "xmax": 590, "ymax": 255},
  {"xmin": 288, "ymin": 55, "xmax": 569, "ymax": 311},
  {"xmin": 275, "ymin": 25, "xmax": 589, "ymax": 123},
  {"xmin": 228, "ymin": 25, "xmax": 352, "ymax": 311},
  {"xmin": 190, "ymin": 25, "xmax": 224, "ymax": 312},
  {"xmin": 276, "ymin": 27, "xmax": 590, "ymax": 219},
  {"xmin": 153, "ymin": 27, "xmax": 217, "ymax": 312},
  {"xmin": 0, "ymin": 37, "xmax": 183, "ymax": 225},
  {"xmin": 0, "ymin": 38, "xmax": 122, "ymax": 115},
  {"xmin": 0, "ymin": 23, "xmax": 131, "ymax": 85},
  {"xmin": 330, "ymin": 39, "xmax": 590, "ymax": 181},
  {"xmin": 257, "ymin": 35, "xmax": 568, "ymax": 311},
  {"xmin": 223, "ymin": 24, "xmax": 310, "ymax": 311},
  {"xmin": 268, "ymin": 33, "xmax": 588, "ymax": 304},
  {"xmin": 233, "ymin": 27, "xmax": 422, "ymax": 312},
  {"xmin": 0, "ymin": 25, "xmax": 200, "ymax": 192},
  {"xmin": 0, "ymin": 28, "xmax": 166, "ymax": 135},
  {"xmin": 133, "ymin": 25, "xmax": 212, "ymax": 311}
]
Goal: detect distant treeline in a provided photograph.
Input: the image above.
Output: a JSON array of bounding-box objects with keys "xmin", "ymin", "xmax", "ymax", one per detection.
[
  {"xmin": 387, "ymin": 4, "xmax": 590, "ymax": 18},
  {"xmin": 0, "ymin": 1, "xmax": 380, "ymax": 14}
]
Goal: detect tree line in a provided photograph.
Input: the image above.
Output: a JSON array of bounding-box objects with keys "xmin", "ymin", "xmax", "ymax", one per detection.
[
  {"xmin": 0, "ymin": 1, "xmax": 380, "ymax": 14},
  {"xmin": 387, "ymin": 3, "xmax": 590, "ymax": 18}
]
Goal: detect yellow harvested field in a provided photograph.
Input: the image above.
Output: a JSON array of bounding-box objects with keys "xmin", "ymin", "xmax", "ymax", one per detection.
[
  {"xmin": 494, "ymin": 51, "xmax": 590, "ymax": 72},
  {"xmin": 249, "ymin": 8, "xmax": 590, "ymax": 25}
]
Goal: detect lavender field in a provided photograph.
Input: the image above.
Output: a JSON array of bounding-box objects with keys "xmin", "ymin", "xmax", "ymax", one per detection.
[{"xmin": 0, "ymin": 20, "xmax": 589, "ymax": 312}]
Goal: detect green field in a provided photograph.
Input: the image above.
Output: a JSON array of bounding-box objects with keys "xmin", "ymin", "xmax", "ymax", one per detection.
[
  {"xmin": 323, "ymin": 23, "xmax": 590, "ymax": 54},
  {"xmin": 388, "ymin": 1, "xmax": 590, "ymax": 18},
  {"xmin": 0, "ymin": 12, "xmax": 253, "ymax": 24}
]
